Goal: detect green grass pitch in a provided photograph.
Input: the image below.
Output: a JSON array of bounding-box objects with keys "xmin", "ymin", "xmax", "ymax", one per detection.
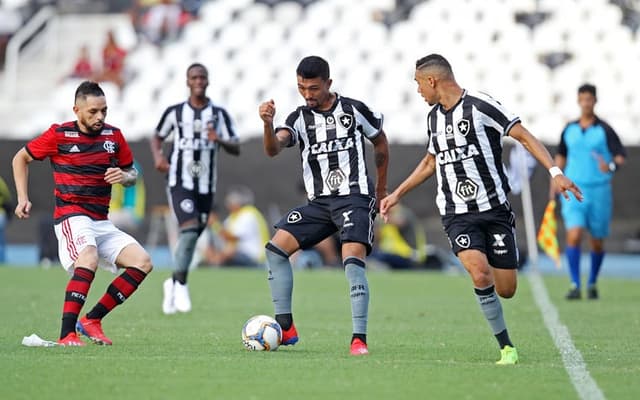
[{"xmin": 0, "ymin": 266, "xmax": 638, "ymax": 400}]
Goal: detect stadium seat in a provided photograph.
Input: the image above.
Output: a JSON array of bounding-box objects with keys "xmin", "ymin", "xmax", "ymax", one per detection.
[
  {"xmin": 272, "ymin": 1, "xmax": 304, "ymax": 25},
  {"xmin": 19, "ymin": 0, "xmax": 638, "ymax": 144}
]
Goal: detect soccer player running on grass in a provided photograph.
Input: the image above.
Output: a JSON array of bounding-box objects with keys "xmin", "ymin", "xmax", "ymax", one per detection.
[
  {"xmin": 12, "ymin": 81, "xmax": 153, "ymax": 346},
  {"xmin": 258, "ymin": 56, "xmax": 389, "ymax": 355},
  {"xmin": 150, "ymin": 63, "xmax": 239, "ymax": 314},
  {"xmin": 380, "ymin": 54, "xmax": 582, "ymax": 364}
]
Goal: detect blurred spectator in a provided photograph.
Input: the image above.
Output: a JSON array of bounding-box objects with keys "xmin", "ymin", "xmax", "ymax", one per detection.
[
  {"xmin": 372, "ymin": 0, "xmax": 425, "ymax": 28},
  {"xmin": 129, "ymin": 0, "xmax": 158, "ymax": 37},
  {"xmin": 144, "ymin": 0, "xmax": 183, "ymax": 45},
  {"xmin": 94, "ymin": 30, "xmax": 127, "ymax": 89},
  {"xmin": 109, "ymin": 160, "xmax": 146, "ymax": 234},
  {"xmin": 370, "ymin": 203, "xmax": 427, "ymax": 270},
  {"xmin": 205, "ymin": 186, "xmax": 270, "ymax": 267},
  {"xmin": 68, "ymin": 45, "xmax": 94, "ymax": 80},
  {"xmin": 181, "ymin": 0, "xmax": 203, "ymax": 18},
  {"xmin": 0, "ymin": 176, "xmax": 14, "ymax": 263}
]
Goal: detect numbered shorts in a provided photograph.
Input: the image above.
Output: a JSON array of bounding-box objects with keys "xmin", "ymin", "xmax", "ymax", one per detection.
[
  {"xmin": 560, "ymin": 182, "xmax": 611, "ymax": 239},
  {"xmin": 168, "ymin": 186, "xmax": 214, "ymax": 228},
  {"xmin": 275, "ymin": 194, "xmax": 377, "ymax": 255},
  {"xmin": 54, "ymin": 216, "xmax": 138, "ymax": 274},
  {"xmin": 442, "ymin": 202, "xmax": 519, "ymax": 269}
]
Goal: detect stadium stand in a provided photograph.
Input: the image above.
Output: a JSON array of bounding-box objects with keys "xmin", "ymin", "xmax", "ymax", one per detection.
[{"xmin": 0, "ymin": 0, "xmax": 639, "ymax": 145}]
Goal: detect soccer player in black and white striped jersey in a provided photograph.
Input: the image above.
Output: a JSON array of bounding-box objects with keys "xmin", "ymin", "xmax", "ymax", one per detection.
[
  {"xmin": 258, "ymin": 56, "xmax": 389, "ymax": 355},
  {"xmin": 381, "ymin": 54, "xmax": 582, "ymax": 364},
  {"xmin": 150, "ymin": 63, "xmax": 239, "ymax": 314}
]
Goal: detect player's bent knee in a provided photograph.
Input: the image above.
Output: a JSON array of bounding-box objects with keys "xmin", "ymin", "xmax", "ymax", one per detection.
[
  {"xmin": 496, "ymin": 284, "xmax": 517, "ymax": 298},
  {"xmin": 75, "ymin": 246, "xmax": 99, "ymax": 270},
  {"xmin": 137, "ymin": 255, "xmax": 153, "ymax": 274},
  {"xmin": 129, "ymin": 250, "xmax": 153, "ymax": 273},
  {"xmin": 468, "ymin": 269, "xmax": 493, "ymax": 288},
  {"xmin": 498, "ymin": 289, "xmax": 515, "ymax": 298},
  {"xmin": 117, "ymin": 244, "xmax": 153, "ymax": 273}
]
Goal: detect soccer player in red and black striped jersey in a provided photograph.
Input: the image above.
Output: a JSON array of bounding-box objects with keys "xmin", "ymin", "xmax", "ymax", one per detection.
[{"xmin": 12, "ymin": 81, "xmax": 153, "ymax": 346}]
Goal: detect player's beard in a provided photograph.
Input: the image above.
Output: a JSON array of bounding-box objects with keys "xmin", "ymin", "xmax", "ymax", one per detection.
[{"xmin": 81, "ymin": 118, "xmax": 104, "ymax": 135}]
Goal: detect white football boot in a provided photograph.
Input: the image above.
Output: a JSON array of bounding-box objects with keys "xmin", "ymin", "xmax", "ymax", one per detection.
[
  {"xmin": 173, "ymin": 281, "xmax": 192, "ymax": 313},
  {"xmin": 162, "ymin": 278, "xmax": 176, "ymax": 315}
]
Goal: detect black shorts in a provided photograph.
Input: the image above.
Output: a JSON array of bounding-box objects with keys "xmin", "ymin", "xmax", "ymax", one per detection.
[
  {"xmin": 168, "ymin": 186, "xmax": 213, "ymax": 227},
  {"xmin": 275, "ymin": 194, "xmax": 377, "ymax": 255},
  {"xmin": 442, "ymin": 202, "xmax": 519, "ymax": 269}
]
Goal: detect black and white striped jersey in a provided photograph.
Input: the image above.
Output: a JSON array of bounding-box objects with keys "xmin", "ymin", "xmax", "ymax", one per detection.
[
  {"xmin": 427, "ymin": 89, "xmax": 520, "ymax": 216},
  {"xmin": 277, "ymin": 94, "xmax": 383, "ymax": 199},
  {"xmin": 155, "ymin": 99, "xmax": 238, "ymax": 194}
]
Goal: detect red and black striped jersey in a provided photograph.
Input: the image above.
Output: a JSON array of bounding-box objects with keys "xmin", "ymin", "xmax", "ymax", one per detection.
[{"xmin": 26, "ymin": 121, "xmax": 134, "ymax": 223}]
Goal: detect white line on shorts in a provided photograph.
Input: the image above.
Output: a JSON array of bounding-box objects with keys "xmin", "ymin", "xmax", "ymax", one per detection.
[{"xmin": 527, "ymin": 270, "xmax": 605, "ymax": 400}]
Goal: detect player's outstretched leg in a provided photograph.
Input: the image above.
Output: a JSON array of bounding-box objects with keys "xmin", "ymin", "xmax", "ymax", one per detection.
[
  {"xmin": 265, "ymin": 242, "xmax": 297, "ymax": 345},
  {"xmin": 78, "ymin": 267, "xmax": 148, "ymax": 345},
  {"xmin": 345, "ymin": 257, "xmax": 369, "ymax": 355}
]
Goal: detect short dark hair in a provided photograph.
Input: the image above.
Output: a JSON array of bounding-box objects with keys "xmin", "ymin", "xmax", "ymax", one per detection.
[
  {"xmin": 187, "ymin": 62, "xmax": 208, "ymax": 76},
  {"xmin": 578, "ymin": 83, "xmax": 596, "ymax": 97},
  {"xmin": 296, "ymin": 56, "xmax": 330, "ymax": 80},
  {"xmin": 415, "ymin": 54, "xmax": 453, "ymax": 75},
  {"xmin": 74, "ymin": 81, "xmax": 104, "ymax": 103}
]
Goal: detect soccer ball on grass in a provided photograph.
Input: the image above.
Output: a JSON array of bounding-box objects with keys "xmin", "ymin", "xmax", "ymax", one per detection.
[{"xmin": 242, "ymin": 315, "xmax": 282, "ymax": 351}]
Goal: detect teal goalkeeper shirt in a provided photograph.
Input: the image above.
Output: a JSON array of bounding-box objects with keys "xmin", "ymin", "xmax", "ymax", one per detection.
[{"xmin": 557, "ymin": 117, "xmax": 626, "ymax": 186}]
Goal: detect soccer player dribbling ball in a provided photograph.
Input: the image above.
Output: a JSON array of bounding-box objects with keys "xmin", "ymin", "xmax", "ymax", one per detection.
[{"xmin": 258, "ymin": 56, "xmax": 390, "ymax": 355}]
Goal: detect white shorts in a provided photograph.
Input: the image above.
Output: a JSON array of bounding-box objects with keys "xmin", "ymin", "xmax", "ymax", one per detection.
[{"xmin": 54, "ymin": 216, "xmax": 138, "ymax": 274}]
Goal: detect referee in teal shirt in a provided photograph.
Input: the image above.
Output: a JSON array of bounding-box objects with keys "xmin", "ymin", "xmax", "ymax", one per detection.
[{"xmin": 552, "ymin": 83, "xmax": 626, "ymax": 300}]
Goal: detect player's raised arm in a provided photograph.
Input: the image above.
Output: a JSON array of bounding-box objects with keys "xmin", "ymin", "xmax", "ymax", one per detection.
[
  {"xmin": 259, "ymin": 99, "xmax": 291, "ymax": 157},
  {"xmin": 11, "ymin": 147, "xmax": 34, "ymax": 219},
  {"xmin": 509, "ymin": 123, "xmax": 583, "ymax": 202}
]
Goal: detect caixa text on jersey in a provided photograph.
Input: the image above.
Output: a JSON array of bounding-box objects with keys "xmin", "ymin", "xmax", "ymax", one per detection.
[
  {"xmin": 177, "ymin": 137, "xmax": 217, "ymax": 150},
  {"xmin": 309, "ymin": 137, "xmax": 355, "ymax": 155},
  {"xmin": 436, "ymin": 144, "xmax": 480, "ymax": 165}
]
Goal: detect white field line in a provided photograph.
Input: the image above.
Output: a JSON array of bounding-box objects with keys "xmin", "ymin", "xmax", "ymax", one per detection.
[{"xmin": 527, "ymin": 270, "xmax": 606, "ymax": 400}]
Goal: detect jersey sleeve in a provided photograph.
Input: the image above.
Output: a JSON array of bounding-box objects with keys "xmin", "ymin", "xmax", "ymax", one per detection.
[
  {"xmin": 116, "ymin": 130, "xmax": 134, "ymax": 169},
  {"xmin": 275, "ymin": 110, "xmax": 299, "ymax": 147},
  {"xmin": 25, "ymin": 125, "xmax": 59, "ymax": 160},
  {"xmin": 557, "ymin": 124, "xmax": 570, "ymax": 157},
  {"xmin": 155, "ymin": 106, "xmax": 175, "ymax": 140},
  {"xmin": 474, "ymin": 92, "xmax": 520, "ymax": 136},
  {"xmin": 601, "ymin": 120, "xmax": 626, "ymax": 157},
  {"xmin": 426, "ymin": 112, "xmax": 436, "ymax": 155},
  {"xmin": 352, "ymin": 99, "xmax": 383, "ymax": 140},
  {"xmin": 217, "ymin": 108, "xmax": 239, "ymax": 143}
]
